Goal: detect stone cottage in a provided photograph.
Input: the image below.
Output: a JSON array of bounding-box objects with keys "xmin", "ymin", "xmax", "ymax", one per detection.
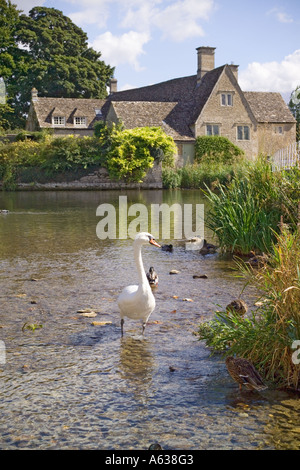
[{"xmin": 26, "ymin": 46, "xmax": 296, "ymax": 163}]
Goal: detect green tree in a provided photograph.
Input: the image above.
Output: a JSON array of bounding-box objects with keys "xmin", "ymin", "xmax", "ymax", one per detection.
[
  {"xmin": 0, "ymin": 4, "xmax": 114, "ymax": 128},
  {"xmin": 106, "ymin": 126, "xmax": 176, "ymax": 182},
  {"xmin": 289, "ymin": 86, "xmax": 300, "ymax": 141}
]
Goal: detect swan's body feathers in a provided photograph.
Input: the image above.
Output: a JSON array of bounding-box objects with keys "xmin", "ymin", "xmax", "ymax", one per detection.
[
  {"xmin": 118, "ymin": 285, "xmax": 155, "ymax": 321},
  {"xmin": 117, "ymin": 232, "xmax": 160, "ymax": 335}
]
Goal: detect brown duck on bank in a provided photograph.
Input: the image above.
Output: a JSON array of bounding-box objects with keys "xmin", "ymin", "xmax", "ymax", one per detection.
[
  {"xmin": 247, "ymin": 251, "xmax": 269, "ymax": 268},
  {"xmin": 226, "ymin": 299, "xmax": 248, "ymax": 316},
  {"xmin": 225, "ymin": 356, "xmax": 268, "ymax": 391}
]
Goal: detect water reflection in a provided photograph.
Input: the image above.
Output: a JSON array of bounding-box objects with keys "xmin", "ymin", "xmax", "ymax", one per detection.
[{"xmin": 118, "ymin": 336, "xmax": 155, "ymax": 406}]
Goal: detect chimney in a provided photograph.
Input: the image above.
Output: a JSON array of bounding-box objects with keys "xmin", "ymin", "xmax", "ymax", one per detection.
[
  {"xmin": 196, "ymin": 47, "xmax": 216, "ymax": 83},
  {"xmin": 229, "ymin": 64, "xmax": 239, "ymax": 82},
  {"xmin": 31, "ymin": 87, "xmax": 38, "ymax": 102},
  {"xmin": 110, "ymin": 78, "xmax": 117, "ymax": 94}
]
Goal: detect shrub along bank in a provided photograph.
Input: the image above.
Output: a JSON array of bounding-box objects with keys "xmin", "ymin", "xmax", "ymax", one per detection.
[{"xmin": 0, "ymin": 124, "xmax": 176, "ymax": 189}]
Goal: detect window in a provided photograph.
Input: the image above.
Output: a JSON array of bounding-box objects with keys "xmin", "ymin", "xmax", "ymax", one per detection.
[
  {"xmin": 74, "ymin": 116, "xmax": 86, "ymax": 126},
  {"xmin": 95, "ymin": 109, "xmax": 103, "ymax": 118},
  {"xmin": 237, "ymin": 125, "xmax": 250, "ymax": 140},
  {"xmin": 274, "ymin": 126, "xmax": 283, "ymax": 134},
  {"xmin": 206, "ymin": 124, "xmax": 220, "ymax": 136},
  {"xmin": 53, "ymin": 116, "xmax": 65, "ymax": 126},
  {"xmin": 221, "ymin": 93, "xmax": 233, "ymax": 106}
]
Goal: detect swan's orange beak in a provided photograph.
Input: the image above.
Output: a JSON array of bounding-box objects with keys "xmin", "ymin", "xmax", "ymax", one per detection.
[{"xmin": 149, "ymin": 238, "xmax": 161, "ymax": 248}]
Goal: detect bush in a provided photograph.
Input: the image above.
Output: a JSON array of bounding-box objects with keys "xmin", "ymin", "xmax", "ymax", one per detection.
[
  {"xmin": 195, "ymin": 135, "xmax": 244, "ymax": 164},
  {"xmin": 106, "ymin": 127, "xmax": 176, "ymax": 182}
]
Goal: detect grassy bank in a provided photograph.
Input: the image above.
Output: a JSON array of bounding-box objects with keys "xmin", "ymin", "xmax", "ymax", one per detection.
[{"xmin": 197, "ymin": 228, "xmax": 300, "ymax": 391}]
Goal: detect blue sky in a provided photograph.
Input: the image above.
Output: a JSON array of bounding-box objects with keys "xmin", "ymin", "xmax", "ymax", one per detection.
[{"xmin": 15, "ymin": 0, "xmax": 300, "ymax": 101}]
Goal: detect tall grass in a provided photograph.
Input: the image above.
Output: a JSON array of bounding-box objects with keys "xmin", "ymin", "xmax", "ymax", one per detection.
[
  {"xmin": 197, "ymin": 229, "xmax": 300, "ymax": 390},
  {"xmin": 203, "ymin": 157, "xmax": 300, "ymax": 255},
  {"xmin": 162, "ymin": 160, "xmax": 249, "ymax": 189}
]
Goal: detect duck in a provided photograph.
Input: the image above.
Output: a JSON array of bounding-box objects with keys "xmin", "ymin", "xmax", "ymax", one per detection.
[
  {"xmin": 117, "ymin": 232, "xmax": 161, "ymax": 336},
  {"xmin": 247, "ymin": 251, "xmax": 269, "ymax": 268},
  {"xmin": 146, "ymin": 266, "xmax": 159, "ymax": 287},
  {"xmin": 199, "ymin": 239, "xmax": 218, "ymax": 255},
  {"xmin": 225, "ymin": 356, "xmax": 267, "ymax": 391},
  {"xmin": 226, "ymin": 299, "xmax": 248, "ymax": 316},
  {"xmin": 161, "ymin": 244, "xmax": 173, "ymax": 252}
]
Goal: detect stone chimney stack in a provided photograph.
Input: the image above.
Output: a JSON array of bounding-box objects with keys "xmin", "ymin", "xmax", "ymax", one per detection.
[
  {"xmin": 229, "ymin": 64, "xmax": 239, "ymax": 82},
  {"xmin": 196, "ymin": 46, "xmax": 216, "ymax": 83},
  {"xmin": 110, "ymin": 78, "xmax": 117, "ymax": 94},
  {"xmin": 31, "ymin": 87, "xmax": 38, "ymax": 102}
]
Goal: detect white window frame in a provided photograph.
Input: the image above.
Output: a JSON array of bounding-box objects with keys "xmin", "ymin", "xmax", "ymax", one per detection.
[
  {"xmin": 53, "ymin": 116, "xmax": 65, "ymax": 126},
  {"xmin": 74, "ymin": 116, "xmax": 87, "ymax": 126},
  {"xmin": 206, "ymin": 124, "xmax": 220, "ymax": 136},
  {"xmin": 221, "ymin": 93, "xmax": 233, "ymax": 106},
  {"xmin": 237, "ymin": 125, "xmax": 250, "ymax": 141}
]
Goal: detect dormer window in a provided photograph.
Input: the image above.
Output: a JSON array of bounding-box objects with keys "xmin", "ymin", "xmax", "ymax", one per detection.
[
  {"xmin": 74, "ymin": 116, "xmax": 86, "ymax": 126},
  {"xmin": 95, "ymin": 109, "xmax": 103, "ymax": 118},
  {"xmin": 221, "ymin": 93, "xmax": 233, "ymax": 106},
  {"xmin": 53, "ymin": 116, "xmax": 65, "ymax": 126}
]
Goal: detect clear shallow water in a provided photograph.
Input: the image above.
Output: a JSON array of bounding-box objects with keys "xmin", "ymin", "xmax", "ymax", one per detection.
[{"xmin": 0, "ymin": 190, "xmax": 299, "ymax": 450}]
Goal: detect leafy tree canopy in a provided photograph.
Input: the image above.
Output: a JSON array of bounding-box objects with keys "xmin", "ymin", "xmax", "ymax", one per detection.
[{"xmin": 0, "ymin": 2, "xmax": 114, "ymax": 128}]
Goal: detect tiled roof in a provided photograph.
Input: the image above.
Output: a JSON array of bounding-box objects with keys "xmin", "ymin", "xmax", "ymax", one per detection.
[
  {"xmin": 30, "ymin": 65, "xmax": 295, "ymax": 140},
  {"xmin": 32, "ymin": 97, "xmax": 108, "ymax": 129},
  {"xmin": 108, "ymin": 66, "xmax": 226, "ymax": 140},
  {"xmin": 110, "ymin": 101, "xmax": 195, "ymax": 141},
  {"xmin": 244, "ymin": 92, "xmax": 295, "ymax": 123}
]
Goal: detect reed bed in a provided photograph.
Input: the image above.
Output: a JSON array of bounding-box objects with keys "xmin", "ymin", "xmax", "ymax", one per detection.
[{"xmin": 197, "ymin": 229, "xmax": 300, "ymax": 391}]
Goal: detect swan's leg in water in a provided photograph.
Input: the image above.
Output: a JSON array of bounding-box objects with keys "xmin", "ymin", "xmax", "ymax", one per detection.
[
  {"xmin": 121, "ymin": 318, "xmax": 124, "ymax": 336},
  {"xmin": 142, "ymin": 322, "xmax": 146, "ymax": 335}
]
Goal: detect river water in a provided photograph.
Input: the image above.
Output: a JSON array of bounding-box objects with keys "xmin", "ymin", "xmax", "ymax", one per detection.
[{"xmin": 0, "ymin": 189, "xmax": 299, "ymax": 450}]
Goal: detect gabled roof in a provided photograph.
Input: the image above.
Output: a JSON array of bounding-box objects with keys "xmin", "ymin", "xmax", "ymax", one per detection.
[
  {"xmin": 244, "ymin": 92, "xmax": 296, "ymax": 123},
  {"xmin": 110, "ymin": 101, "xmax": 194, "ymax": 141},
  {"xmin": 108, "ymin": 66, "xmax": 226, "ymax": 140},
  {"xmin": 29, "ymin": 64, "xmax": 295, "ymax": 139},
  {"xmin": 32, "ymin": 97, "xmax": 108, "ymax": 129}
]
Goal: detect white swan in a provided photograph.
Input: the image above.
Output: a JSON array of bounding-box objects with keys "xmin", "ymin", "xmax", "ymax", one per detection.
[{"xmin": 117, "ymin": 232, "xmax": 161, "ymax": 336}]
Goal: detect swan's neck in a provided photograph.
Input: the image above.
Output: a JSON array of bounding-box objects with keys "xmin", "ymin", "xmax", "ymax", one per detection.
[{"xmin": 134, "ymin": 242, "xmax": 149, "ymax": 290}]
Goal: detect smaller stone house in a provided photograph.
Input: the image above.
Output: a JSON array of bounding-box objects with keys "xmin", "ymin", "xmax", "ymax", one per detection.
[{"xmin": 26, "ymin": 46, "xmax": 296, "ymax": 163}]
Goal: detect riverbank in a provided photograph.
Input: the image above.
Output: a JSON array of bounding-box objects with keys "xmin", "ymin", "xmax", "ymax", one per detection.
[{"xmin": 0, "ymin": 164, "xmax": 163, "ymax": 190}]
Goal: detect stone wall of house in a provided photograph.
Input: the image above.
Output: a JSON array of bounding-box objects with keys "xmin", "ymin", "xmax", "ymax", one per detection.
[
  {"xmin": 195, "ymin": 67, "xmax": 258, "ymax": 159},
  {"xmin": 257, "ymin": 122, "xmax": 296, "ymax": 156}
]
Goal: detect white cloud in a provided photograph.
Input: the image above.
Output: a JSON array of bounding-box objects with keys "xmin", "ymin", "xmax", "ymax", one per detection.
[
  {"xmin": 68, "ymin": 0, "xmax": 110, "ymax": 28},
  {"xmin": 239, "ymin": 50, "xmax": 300, "ymax": 93},
  {"xmin": 90, "ymin": 30, "xmax": 150, "ymax": 71},
  {"xmin": 14, "ymin": 0, "xmax": 46, "ymax": 13},
  {"xmin": 267, "ymin": 7, "xmax": 294, "ymax": 23},
  {"xmin": 121, "ymin": 0, "xmax": 215, "ymax": 41}
]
